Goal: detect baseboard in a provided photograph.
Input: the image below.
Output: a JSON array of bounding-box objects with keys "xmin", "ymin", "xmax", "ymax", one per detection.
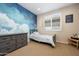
[{"xmin": 56, "ymin": 40, "xmax": 68, "ymax": 44}]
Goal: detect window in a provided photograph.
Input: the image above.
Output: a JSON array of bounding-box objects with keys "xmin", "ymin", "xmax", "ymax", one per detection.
[{"xmin": 44, "ymin": 13, "xmax": 62, "ymax": 31}]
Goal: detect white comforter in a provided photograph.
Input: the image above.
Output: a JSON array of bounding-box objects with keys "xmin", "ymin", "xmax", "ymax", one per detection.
[{"xmin": 30, "ymin": 32, "xmax": 55, "ymax": 47}]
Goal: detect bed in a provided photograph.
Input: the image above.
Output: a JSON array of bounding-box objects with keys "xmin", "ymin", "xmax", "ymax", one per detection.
[{"xmin": 30, "ymin": 32, "xmax": 56, "ymax": 47}]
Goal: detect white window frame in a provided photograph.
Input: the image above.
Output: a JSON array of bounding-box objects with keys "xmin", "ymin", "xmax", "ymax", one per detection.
[{"xmin": 44, "ymin": 13, "xmax": 62, "ymax": 31}]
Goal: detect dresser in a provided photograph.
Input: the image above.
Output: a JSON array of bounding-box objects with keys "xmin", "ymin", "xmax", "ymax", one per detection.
[{"xmin": 0, "ymin": 33, "xmax": 27, "ymax": 55}]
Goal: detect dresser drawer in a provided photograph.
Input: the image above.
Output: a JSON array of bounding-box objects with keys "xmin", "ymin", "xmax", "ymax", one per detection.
[
  {"xmin": 21, "ymin": 34, "xmax": 27, "ymax": 39},
  {"xmin": 10, "ymin": 36, "xmax": 17, "ymax": 39},
  {"xmin": 16, "ymin": 36, "xmax": 26, "ymax": 42},
  {"xmin": 0, "ymin": 44, "xmax": 16, "ymax": 53},
  {"xmin": 0, "ymin": 37, "xmax": 10, "ymax": 42},
  {"xmin": 16, "ymin": 41, "xmax": 27, "ymax": 49},
  {"xmin": 0, "ymin": 45, "xmax": 10, "ymax": 53},
  {"xmin": 22, "ymin": 41, "xmax": 27, "ymax": 46},
  {"xmin": 10, "ymin": 40, "xmax": 16, "ymax": 44},
  {"xmin": 8, "ymin": 45, "xmax": 16, "ymax": 52},
  {"xmin": 0, "ymin": 39, "xmax": 16, "ymax": 49},
  {"xmin": 0, "ymin": 41, "xmax": 10, "ymax": 47},
  {"xmin": 16, "ymin": 43, "xmax": 23, "ymax": 49},
  {"xmin": 16, "ymin": 39, "xmax": 27, "ymax": 44}
]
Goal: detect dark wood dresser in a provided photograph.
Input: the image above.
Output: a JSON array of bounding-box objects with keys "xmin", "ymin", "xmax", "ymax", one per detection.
[{"xmin": 0, "ymin": 33, "xmax": 27, "ymax": 55}]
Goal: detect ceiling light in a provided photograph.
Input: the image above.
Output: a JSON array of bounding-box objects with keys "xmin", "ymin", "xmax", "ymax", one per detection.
[{"xmin": 37, "ymin": 8, "xmax": 40, "ymax": 11}]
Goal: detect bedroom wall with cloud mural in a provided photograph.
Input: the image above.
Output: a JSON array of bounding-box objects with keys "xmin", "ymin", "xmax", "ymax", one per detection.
[{"xmin": 0, "ymin": 3, "xmax": 37, "ymax": 34}]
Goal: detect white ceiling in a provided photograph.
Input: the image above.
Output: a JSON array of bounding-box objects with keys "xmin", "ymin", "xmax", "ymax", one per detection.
[{"xmin": 19, "ymin": 3, "xmax": 73, "ymax": 15}]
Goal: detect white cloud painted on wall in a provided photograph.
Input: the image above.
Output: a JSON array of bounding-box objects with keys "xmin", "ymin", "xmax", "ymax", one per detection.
[
  {"xmin": 0, "ymin": 13, "xmax": 29, "ymax": 34},
  {"xmin": 0, "ymin": 13, "xmax": 17, "ymax": 28}
]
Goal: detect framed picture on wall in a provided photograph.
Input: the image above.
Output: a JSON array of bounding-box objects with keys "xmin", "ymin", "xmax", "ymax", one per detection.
[{"xmin": 66, "ymin": 14, "xmax": 73, "ymax": 23}]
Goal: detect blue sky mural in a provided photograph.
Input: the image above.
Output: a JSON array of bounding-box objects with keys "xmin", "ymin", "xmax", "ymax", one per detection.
[{"xmin": 0, "ymin": 3, "xmax": 37, "ymax": 34}]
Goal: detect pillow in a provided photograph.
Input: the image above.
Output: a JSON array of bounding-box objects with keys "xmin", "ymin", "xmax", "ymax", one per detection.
[{"xmin": 33, "ymin": 32, "xmax": 39, "ymax": 35}]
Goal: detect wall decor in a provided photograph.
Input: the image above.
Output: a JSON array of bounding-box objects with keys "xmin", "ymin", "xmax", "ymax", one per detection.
[
  {"xmin": 0, "ymin": 3, "xmax": 37, "ymax": 34},
  {"xmin": 66, "ymin": 14, "xmax": 73, "ymax": 23}
]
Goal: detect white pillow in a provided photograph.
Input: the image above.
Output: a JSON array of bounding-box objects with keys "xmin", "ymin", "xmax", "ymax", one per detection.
[{"xmin": 33, "ymin": 32, "xmax": 39, "ymax": 35}]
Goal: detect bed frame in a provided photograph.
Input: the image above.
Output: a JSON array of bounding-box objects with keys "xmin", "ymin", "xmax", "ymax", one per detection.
[{"xmin": 53, "ymin": 34, "xmax": 56, "ymax": 45}]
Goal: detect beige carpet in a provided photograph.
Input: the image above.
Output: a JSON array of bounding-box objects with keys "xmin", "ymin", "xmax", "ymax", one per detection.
[{"xmin": 7, "ymin": 41, "xmax": 79, "ymax": 56}]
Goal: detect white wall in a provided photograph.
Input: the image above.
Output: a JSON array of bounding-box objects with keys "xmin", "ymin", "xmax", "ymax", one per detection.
[{"xmin": 37, "ymin": 4, "xmax": 79, "ymax": 44}]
